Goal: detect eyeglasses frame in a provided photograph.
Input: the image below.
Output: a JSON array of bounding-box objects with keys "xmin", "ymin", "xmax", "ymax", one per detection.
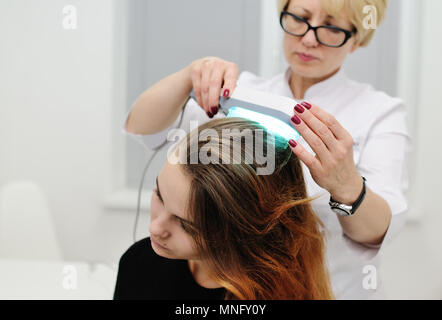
[{"xmin": 279, "ymin": 11, "xmax": 356, "ymax": 48}]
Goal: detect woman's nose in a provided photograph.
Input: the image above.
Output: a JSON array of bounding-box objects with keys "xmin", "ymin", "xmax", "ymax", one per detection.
[
  {"xmin": 149, "ymin": 215, "xmax": 171, "ymax": 239},
  {"xmin": 301, "ymin": 29, "xmax": 319, "ymax": 48}
]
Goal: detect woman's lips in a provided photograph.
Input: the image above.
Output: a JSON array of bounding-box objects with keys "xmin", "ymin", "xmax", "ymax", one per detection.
[
  {"xmin": 151, "ymin": 238, "xmax": 168, "ymax": 250},
  {"xmin": 297, "ymin": 53, "xmax": 317, "ymax": 62}
]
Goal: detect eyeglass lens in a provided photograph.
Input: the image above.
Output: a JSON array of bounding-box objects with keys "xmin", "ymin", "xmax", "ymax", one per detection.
[{"xmin": 281, "ymin": 14, "xmax": 347, "ymax": 47}]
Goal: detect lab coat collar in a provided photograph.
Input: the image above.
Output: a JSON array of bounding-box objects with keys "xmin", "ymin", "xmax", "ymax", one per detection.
[{"xmin": 283, "ymin": 66, "xmax": 348, "ymax": 101}]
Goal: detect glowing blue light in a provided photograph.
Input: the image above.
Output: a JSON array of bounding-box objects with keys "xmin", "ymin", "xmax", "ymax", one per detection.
[{"xmin": 226, "ymin": 106, "xmax": 301, "ymax": 142}]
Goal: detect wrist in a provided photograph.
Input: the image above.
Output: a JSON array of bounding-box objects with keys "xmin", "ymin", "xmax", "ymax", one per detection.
[
  {"xmin": 182, "ymin": 63, "xmax": 194, "ymax": 93},
  {"xmin": 330, "ymin": 175, "xmax": 364, "ymax": 205}
]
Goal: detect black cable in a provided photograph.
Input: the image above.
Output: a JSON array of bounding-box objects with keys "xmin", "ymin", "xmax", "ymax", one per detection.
[{"xmin": 132, "ymin": 97, "xmax": 190, "ymax": 243}]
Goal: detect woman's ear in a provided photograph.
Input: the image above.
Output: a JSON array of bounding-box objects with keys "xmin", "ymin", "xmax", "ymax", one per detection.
[{"xmin": 350, "ymin": 42, "xmax": 359, "ymax": 54}]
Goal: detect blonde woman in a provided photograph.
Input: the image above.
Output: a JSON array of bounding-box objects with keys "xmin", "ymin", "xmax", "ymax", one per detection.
[{"xmin": 122, "ymin": 0, "xmax": 410, "ymax": 299}]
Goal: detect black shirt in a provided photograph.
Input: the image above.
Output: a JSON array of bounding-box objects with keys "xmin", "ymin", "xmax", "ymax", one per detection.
[{"xmin": 113, "ymin": 237, "xmax": 226, "ymax": 300}]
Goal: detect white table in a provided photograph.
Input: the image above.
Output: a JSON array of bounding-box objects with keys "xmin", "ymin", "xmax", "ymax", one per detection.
[{"xmin": 0, "ymin": 259, "xmax": 118, "ymax": 299}]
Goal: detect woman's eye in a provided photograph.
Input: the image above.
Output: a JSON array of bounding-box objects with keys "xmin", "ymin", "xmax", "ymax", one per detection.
[
  {"xmin": 325, "ymin": 21, "xmax": 342, "ymax": 29},
  {"xmin": 153, "ymin": 188, "xmax": 162, "ymax": 202},
  {"xmin": 179, "ymin": 219, "xmax": 197, "ymax": 235},
  {"xmin": 295, "ymin": 16, "xmax": 308, "ymax": 22},
  {"xmin": 152, "ymin": 188, "xmax": 194, "ymax": 234},
  {"xmin": 180, "ymin": 220, "xmax": 190, "ymax": 232}
]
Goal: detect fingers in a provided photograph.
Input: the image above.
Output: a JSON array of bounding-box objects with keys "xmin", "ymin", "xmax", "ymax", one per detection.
[
  {"xmin": 293, "ymin": 103, "xmax": 339, "ymax": 155},
  {"xmin": 290, "ymin": 112, "xmax": 330, "ymax": 165},
  {"xmin": 307, "ymin": 102, "xmax": 352, "ymax": 145},
  {"xmin": 207, "ymin": 67, "xmax": 225, "ymax": 116},
  {"xmin": 222, "ymin": 63, "xmax": 239, "ymax": 98},
  {"xmin": 190, "ymin": 65, "xmax": 203, "ymax": 110},
  {"xmin": 207, "ymin": 63, "xmax": 238, "ymax": 115},
  {"xmin": 289, "ymin": 101, "xmax": 355, "ymax": 175},
  {"xmin": 293, "ymin": 102, "xmax": 353, "ymax": 158},
  {"xmin": 191, "ymin": 57, "xmax": 238, "ymax": 118},
  {"xmin": 288, "ymin": 139, "xmax": 323, "ymax": 175},
  {"xmin": 200, "ymin": 61, "xmax": 212, "ymax": 113}
]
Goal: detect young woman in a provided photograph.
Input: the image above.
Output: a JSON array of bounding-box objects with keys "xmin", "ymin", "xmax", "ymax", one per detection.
[{"xmin": 114, "ymin": 118, "xmax": 334, "ymax": 300}]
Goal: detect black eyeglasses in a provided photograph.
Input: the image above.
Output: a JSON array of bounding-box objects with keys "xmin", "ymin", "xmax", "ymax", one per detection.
[{"xmin": 280, "ymin": 11, "xmax": 356, "ymax": 48}]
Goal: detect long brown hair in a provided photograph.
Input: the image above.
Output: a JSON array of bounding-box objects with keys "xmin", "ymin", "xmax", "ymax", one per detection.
[{"xmin": 177, "ymin": 118, "xmax": 334, "ymax": 299}]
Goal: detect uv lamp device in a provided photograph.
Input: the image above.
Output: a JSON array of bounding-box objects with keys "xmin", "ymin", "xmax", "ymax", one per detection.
[{"xmin": 190, "ymin": 86, "xmax": 301, "ymax": 141}]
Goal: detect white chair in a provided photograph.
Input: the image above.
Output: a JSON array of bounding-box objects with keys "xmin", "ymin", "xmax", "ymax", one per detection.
[{"xmin": 0, "ymin": 180, "xmax": 62, "ymax": 260}]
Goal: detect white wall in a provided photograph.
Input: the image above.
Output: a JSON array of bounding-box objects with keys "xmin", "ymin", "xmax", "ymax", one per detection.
[
  {"xmin": 380, "ymin": 0, "xmax": 442, "ymax": 299},
  {"xmin": 0, "ymin": 0, "xmax": 136, "ymax": 264}
]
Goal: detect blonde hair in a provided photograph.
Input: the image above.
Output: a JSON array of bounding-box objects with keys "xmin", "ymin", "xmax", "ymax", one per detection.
[{"xmin": 277, "ymin": 0, "xmax": 388, "ymax": 47}]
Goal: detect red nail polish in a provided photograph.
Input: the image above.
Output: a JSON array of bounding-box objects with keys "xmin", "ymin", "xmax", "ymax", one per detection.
[
  {"xmin": 289, "ymin": 139, "xmax": 297, "ymax": 148},
  {"xmin": 301, "ymin": 101, "xmax": 311, "ymax": 110},
  {"xmin": 207, "ymin": 111, "xmax": 213, "ymax": 118},
  {"xmin": 291, "ymin": 115, "xmax": 301, "ymax": 125},
  {"xmin": 223, "ymin": 89, "xmax": 230, "ymax": 98},
  {"xmin": 211, "ymin": 106, "xmax": 218, "ymax": 114},
  {"xmin": 294, "ymin": 104, "xmax": 305, "ymax": 113}
]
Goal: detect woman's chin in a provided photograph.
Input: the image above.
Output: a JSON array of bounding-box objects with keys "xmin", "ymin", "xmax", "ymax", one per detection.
[
  {"xmin": 152, "ymin": 247, "xmax": 174, "ymax": 259},
  {"xmin": 291, "ymin": 59, "xmax": 316, "ymax": 71},
  {"xmin": 151, "ymin": 240, "xmax": 173, "ymax": 257},
  {"xmin": 290, "ymin": 62, "xmax": 331, "ymax": 80}
]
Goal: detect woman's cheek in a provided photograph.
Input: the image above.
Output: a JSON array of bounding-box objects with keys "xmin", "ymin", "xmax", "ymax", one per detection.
[
  {"xmin": 323, "ymin": 46, "xmax": 350, "ymax": 71},
  {"xmin": 283, "ymin": 36, "xmax": 295, "ymax": 61}
]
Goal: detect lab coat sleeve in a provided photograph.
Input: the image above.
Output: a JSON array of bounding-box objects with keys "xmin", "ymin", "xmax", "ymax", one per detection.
[
  {"xmin": 355, "ymin": 99, "xmax": 412, "ymax": 255},
  {"xmin": 121, "ymin": 71, "xmax": 250, "ymax": 152},
  {"xmin": 121, "ymin": 97, "xmax": 211, "ymax": 152}
]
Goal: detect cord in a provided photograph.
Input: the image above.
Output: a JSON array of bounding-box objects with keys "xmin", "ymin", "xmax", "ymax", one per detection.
[{"xmin": 132, "ymin": 97, "xmax": 190, "ymax": 243}]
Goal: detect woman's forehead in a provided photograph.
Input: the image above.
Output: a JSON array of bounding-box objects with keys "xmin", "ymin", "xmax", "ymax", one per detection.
[
  {"xmin": 159, "ymin": 162, "xmax": 191, "ymax": 218},
  {"xmin": 288, "ymin": 0, "xmax": 346, "ymax": 19}
]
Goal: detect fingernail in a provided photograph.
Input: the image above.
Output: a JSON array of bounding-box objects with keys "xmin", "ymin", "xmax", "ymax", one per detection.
[
  {"xmin": 289, "ymin": 139, "xmax": 297, "ymax": 148},
  {"xmin": 301, "ymin": 101, "xmax": 311, "ymax": 110},
  {"xmin": 207, "ymin": 111, "xmax": 214, "ymax": 118},
  {"xmin": 223, "ymin": 89, "xmax": 230, "ymax": 98},
  {"xmin": 294, "ymin": 104, "xmax": 305, "ymax": 113},
  {"xmin": 211, "ymin": 106, "xmax": 218, "ymax": 115},
  {"xmin": 291, "ymin": 115, "xmax": 301, "ymax": 125}
]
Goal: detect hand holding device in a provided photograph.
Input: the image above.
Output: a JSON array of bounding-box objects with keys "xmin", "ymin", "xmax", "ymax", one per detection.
[{"xmin": 188, "ymin": 57, "xmax": 238, "ymax": 117}]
